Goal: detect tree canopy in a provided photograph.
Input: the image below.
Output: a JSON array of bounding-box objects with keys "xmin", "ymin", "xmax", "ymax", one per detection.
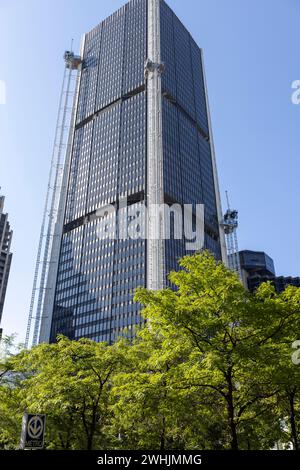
[{"xmin": 1, "ymin": 252, "xmax": 299, "ymax": 450}]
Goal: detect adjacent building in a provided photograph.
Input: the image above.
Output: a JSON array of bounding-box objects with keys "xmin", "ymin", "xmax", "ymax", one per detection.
[
  {"xmin": 236, "ymin": 249, "xmax": 300, "ymax": 293},
  {"xmin": 0, "ymin": 194, "xmax": 13, "ymax": 329},
  {"xmin": 39, "ymin": 0, "xmax": 226, "ymax": 344}
]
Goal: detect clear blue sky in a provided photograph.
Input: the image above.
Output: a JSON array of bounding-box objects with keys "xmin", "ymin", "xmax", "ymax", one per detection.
[{"xmin": 0, "ymin": 0, "xmax": 299, "ymax": 341}]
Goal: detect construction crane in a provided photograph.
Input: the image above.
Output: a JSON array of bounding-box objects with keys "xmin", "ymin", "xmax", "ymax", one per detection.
[
  {"xmin": 221, "ymin": 191, "xmax": 242, "ymax": 280},
  {"xmin": 25, "ymin": 50, "xmax": 82, "ymax": 349}
]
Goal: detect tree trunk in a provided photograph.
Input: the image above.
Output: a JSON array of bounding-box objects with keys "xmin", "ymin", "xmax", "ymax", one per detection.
[
  {"xmin": 289, "ymin": 391, "xmax": 299, "ymax": 450},
  {"xmin": 88, "ymin": 435, "xmax": 94, "ymax": 450},
  {"xmin": 227, "ymin": 399, "xmax": 238, "ymax": 450},
  {"xmin": 226, "ymin": 369, "xmax": 239, "ymax": 450},
  {"xmin": 87, "ymin": 410, "xmax": 98, "ymax": 450},
  {"xmin": 160, "ymin": 416, "xmax": 166, "ymax": 451},
  {"xmin": 83, "ymin": 414, "xmax": 96, "ymax": 450}
]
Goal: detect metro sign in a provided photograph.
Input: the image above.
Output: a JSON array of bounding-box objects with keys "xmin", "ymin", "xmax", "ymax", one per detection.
[{"xmin": 20, "ymin": 413, "xmax": 46, "ymax": 449}]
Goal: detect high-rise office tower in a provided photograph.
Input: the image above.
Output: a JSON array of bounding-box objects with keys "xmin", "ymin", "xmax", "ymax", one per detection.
[
  {"xmin": 0, "ymin": 194, "xmax": 13, "ymax": 326},
  {"xmin": 37, "ymin": 0, "xmax": 226, "ymax": 344},
  {"xmin": 235, "ymin": 249, "xmax": 300, "ymax": 294}
]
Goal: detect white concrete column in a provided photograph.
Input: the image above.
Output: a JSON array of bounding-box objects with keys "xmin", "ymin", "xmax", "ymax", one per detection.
[{"xmin": 146, "ymin": 0, "xmax": 165, "ymax": 290}]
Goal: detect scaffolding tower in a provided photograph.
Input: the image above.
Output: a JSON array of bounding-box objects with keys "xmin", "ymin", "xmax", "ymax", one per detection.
[
  {"xmin": 221, "ymin": 192, "xmax": 242, "ymax": 280},
  {"xmin": 25, "ymin": 51, "xmax": 82, "ymax": 348}
]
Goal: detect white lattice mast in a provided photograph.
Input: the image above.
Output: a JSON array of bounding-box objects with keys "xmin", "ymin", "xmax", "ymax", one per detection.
[
  {"xmin": 25, "ymin": 51, "xmax": 82, "ymax": 348},
  {"xmin": 221, "ymin": 191, "xmax": 242, "ymax": 279}
]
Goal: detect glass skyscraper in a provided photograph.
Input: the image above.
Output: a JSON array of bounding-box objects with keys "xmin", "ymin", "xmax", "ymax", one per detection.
[
  {"xmin": 0, "ymin": 194, "xmax": 13, "ymax": 327},
  {"xmin": 39, "ymin": 0, "xmax": 226, "ymax": 344}
]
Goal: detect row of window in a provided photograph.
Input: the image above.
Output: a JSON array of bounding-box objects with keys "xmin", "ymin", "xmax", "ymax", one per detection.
[
  {"xmin": 160, "ymin": 0, "xmax": 209, "ymax": 134},
  {"xmin": 76, "ymin": 0, "xmax": 146, "ymax": 124}
]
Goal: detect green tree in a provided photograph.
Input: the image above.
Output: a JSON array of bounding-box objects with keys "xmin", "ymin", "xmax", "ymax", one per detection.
[
  {"xmin": 1, "ymin": 252, "xmax": 299, "ymax": 451},
  {"xmin": 5, "ymin": 336, "xmax": 127, "ymax": 449},
  {"xmin": 255, "ymin": 284, "xmax": 300, "ymax": 450},
  {"xmin": 0, "ymin": 334, "xmax": 26, "ymax": 449},
  {"xmin": 0, "ymin": 385, "xmax": 21, "ymax": 449},
  {"xmin": 112, "ymin": 321, "xmax": 216, "ymax": 450},
  {"xmin": 135, "ymin": 252, "xmax": 300, "ymax": 450}
]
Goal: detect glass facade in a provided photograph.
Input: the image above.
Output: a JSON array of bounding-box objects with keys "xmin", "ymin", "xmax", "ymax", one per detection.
[
  {"xmin": 160, "ymin": 0, "xmax": 221, "ymax": 276},
  {"xmin": 237, "ymin": 249, "xmax": 300, "ymax": 294},
  {"xmin": 0, "ymin": 196, "xmax": 13, "ymax": 325},
  {"xmin": 50, "ymin": 0, "xmax": 147, "ymax": 343},
  {"xmin": 239, "ymin": 250, "xmax": 275, "ymax": 276},
  {"xmin": 49, "ymin": 0, "xmax": 223, "ymax": 343}
]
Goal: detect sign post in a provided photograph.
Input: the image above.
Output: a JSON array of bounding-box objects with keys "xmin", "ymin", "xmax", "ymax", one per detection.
[{"xmin": 20, "ymin": 413, "xmax": 46, "ymax": 449}]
